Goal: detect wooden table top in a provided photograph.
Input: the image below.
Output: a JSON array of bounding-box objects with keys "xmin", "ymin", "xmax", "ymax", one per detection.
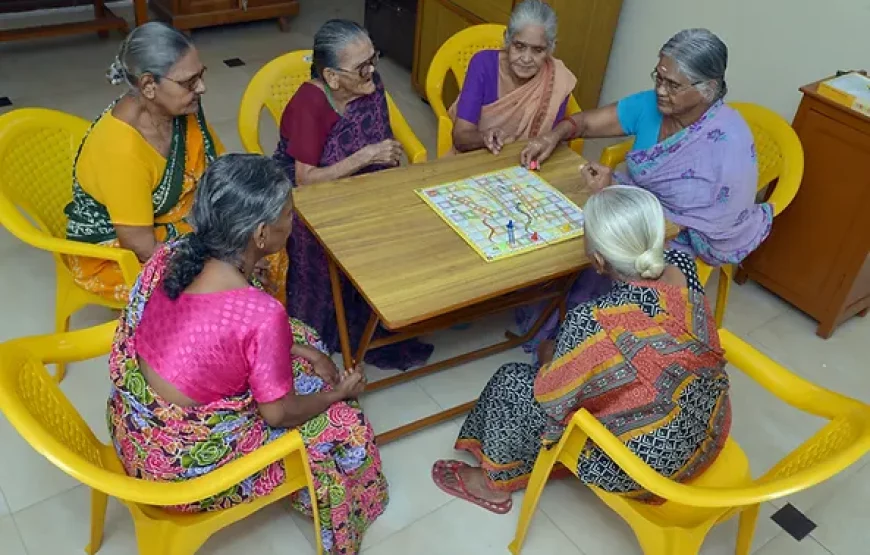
[{"xmin": 294, "ymin": 142, "xmax": 595, "ymax": 329}]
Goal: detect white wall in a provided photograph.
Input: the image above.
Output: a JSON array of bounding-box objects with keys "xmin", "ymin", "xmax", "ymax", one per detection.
[{"xmin": 599, "ymin": 0, "xmax": 870, "ymax": 120}]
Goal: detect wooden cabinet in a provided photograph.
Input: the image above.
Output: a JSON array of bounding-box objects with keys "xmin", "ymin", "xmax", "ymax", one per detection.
[
  {"xmin": 737, "ymin": 79, "xmax": 870, "ymax": 338},
  {"xmin": 411, "ymin": 0, "xmax": 624, "ymax": 110},
  {"xmin": 150, "ymin": 0, "xmax": 299, "ymax": 31}
]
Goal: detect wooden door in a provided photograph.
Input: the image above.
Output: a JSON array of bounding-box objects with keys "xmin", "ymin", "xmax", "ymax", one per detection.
[{"xmin": 413, "ymin": 0, "xmax": 480, "ymax": 100}]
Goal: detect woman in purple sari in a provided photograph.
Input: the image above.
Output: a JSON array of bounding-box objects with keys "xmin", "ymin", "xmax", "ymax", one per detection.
[
  {"xmin": 274, "ymin": 19, "xmax": 433, "ymax": 370},
  {"xmin": 517, "ymin": 28, "xmax": 773, "ymax": 357}
]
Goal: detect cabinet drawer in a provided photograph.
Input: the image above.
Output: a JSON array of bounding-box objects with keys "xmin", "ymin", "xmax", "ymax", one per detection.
[{"xmin": 450, "ymin": 0, "xmax": 512, "ymax": 23}]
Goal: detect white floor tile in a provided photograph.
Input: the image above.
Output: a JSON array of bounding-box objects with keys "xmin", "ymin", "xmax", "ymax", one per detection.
[
  {"xmin": 200, "ymin": 503, "xmax": 315, "ymax": 555},
  {"xmin": 803, "ymin": 462, "xmax": 870, "ymax": 555},
  {"xmin": 0, "ymin": 489, "xmax": 9, "ymax": 518},
  {"xmin": 755, "ymin": 534, "xmax": 833, "ymax": 555},
  {"xmin": 359, "ymin": 381, "xmax": 441, "ymax": 435},
  {"xmin": 360, "ymin": 419, "xmax": 467, "ymax": 549},
  {"xmin": 363, "ymin": 496, "xmax": 584, "ymax": 555},
  {"xmin": 0, "ymin": 515, "xmax": 27, "ymax": 555}
]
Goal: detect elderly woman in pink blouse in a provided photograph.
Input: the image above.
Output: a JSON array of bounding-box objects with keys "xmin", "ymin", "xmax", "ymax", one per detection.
[
  {"xmin": 106, "ymin": 154, "xmax": 388, "ymax": 554},
  {"xmin": 450, "ymin": 0, "xmax": 576, "ymax": 155}
]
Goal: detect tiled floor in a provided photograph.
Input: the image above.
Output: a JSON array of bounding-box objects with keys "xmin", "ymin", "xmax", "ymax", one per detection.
[{"xmin": 1, "ymin": 1, "xmax": 869, "ymax": 554}]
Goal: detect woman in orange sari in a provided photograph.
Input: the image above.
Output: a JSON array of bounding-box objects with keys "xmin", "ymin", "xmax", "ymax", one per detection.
[
  {"xmin": 65, "ymin": 22, "xmax": 287, "ymax": 303},
  {"xmin": 450, "ymin": 0, "xmax": 576, "ymax": 155}
]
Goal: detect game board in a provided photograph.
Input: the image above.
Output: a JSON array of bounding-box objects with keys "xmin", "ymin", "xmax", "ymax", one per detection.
[{"xmin": 416, "ymin": 165, "xmax": 585, "ymax": 262}]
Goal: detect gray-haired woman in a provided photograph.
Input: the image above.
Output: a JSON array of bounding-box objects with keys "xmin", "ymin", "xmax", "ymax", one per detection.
[
  {"xmin": 65, "ymin": 22, "xmax": 272, "ymax": 304},
  {"xmin": 433, "ymin": 185, "xmax": 730, "ymax": 514},
  {"xmin": 278, "ymin": 18, "xmax": 434, "ymax": 372},
  {"xmin": 517, "ymin": 28, "xmax": 771, "ymax": 356},
  {"xmin": 451, "ymin": 0, "xmax": 576, "ymax": 154},
  {"xmin": 107, "ymin": 154, "xmax": 388, "ymax": 554}
]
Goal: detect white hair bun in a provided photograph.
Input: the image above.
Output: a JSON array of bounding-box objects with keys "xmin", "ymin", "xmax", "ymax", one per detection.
[{"xmin": 635, "ymin": 247, "xmax": 665, "ymax": 279}]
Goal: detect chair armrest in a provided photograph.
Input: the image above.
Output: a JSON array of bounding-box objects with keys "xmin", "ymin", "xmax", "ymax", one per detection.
[
  {"xmin": 6, "ymin": 321, "xmax": 117, "ymax": 365},
  {"xmin": 719, "ymin": 330, "xmax": 865, "ymax": 417},
  {"xmin": 600, "ymin": 140, "xmax": 633, "ymax": 169},
  {"xmin": 386, "ymin": 93, "xmax": 428, "ymax": 164},
  {"xmin": 569, "ymin": 407, "xmax": 870, "ymax": 508},
  {"xmin": 0, "ymin": 195, "xmax": 141, "ymax": 286}
]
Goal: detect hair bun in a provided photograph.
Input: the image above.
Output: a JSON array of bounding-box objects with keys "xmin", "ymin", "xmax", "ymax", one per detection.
[
  {"xmin": 106, "ymin": 57, "xmax": 127, "ymax": 86},
  {"xmin": 635, "ymin": 247, "xmax": 665, "ymax": 279}
]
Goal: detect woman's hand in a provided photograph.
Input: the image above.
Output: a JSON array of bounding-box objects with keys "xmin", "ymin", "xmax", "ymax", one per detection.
[
  {"xmin": 335, "ymin": 364, "xmax": 367, "ymax": 399},
  {"xmin": 310, "ymin": 351, "xmax": 341, "ymax": 387},
  {"xmin": 482, "ymin": 128, "xmax": 508, "ymax": 155},
  {"xmin": 520, "ymin": 132, "xmax": 560, "ymax": 168},
  {"xmin": 580, "ymin": 162, "xmax": 613, "ymax": 192},
  {"xmin": 361, "ymin": 139, "xmax": 403, "ymax": 167},
  {"xmin": 252, "ymin": 258, "xmax": 275, "ymax": 294}
]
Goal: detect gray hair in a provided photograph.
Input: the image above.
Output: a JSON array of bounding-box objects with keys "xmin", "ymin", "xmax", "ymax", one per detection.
[
  {"xmin": 660, "ymin": 28, "xmax": 728, "ymax": 102},
  {"xmin": 311, "ymin": 19, "xmax": 369, "ymax": 80},
  {"xmin": 162, "ymin": 154, "xmax": 293, "ymax": 299},
  {"xmin": 583, "ymin": 185, "xmax": 666, "ymax": 280},
  {"xmin": 505, "ymin": 0, "xmax": 558, "ymax": 50},
  {"xmin": 107, "ymin": 22, "xmax": 194, "ymax": 89}
]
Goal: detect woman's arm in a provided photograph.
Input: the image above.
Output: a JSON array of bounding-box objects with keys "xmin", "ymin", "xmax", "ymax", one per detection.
[
  {"xmin": 294, "ymin": 154, "xmax": 369, "ymax": 186},
  {"xmin": 553, "ymin": 104, "xmax": 624, "ymax": 142},
  {"xmin": 115, "ymin": 225, "xmax": 159, "ymax": 262},
  {"xmin": 258, "ymin": 389, "xmax": 343, "ymax": 428},
  {"xmin": 452, "ymin": 118, "xmax": 489, "ymax": 153}
]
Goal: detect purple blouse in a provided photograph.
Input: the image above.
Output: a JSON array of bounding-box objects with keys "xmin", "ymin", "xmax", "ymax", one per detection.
[{"xmin": 455, "ymin": 49, "xmax": 569, "ymax": 126}]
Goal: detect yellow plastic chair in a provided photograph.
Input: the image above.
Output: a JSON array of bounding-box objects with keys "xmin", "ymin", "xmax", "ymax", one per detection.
[
  {"xmin": 238, "ymin": 50, "xmax": 427, "ymax": 163},
  {"xmin": 0, "ymin": 322, "xmax": 322, "ymax": 555},
  {"xmin": 0, "ymin": 108, "xmax": 140, "ymax": 381},
  {"xmin": 425, "ymin": 23, "xmax": 585, "ymax": 158},
  {"xmin": 600, "ymin": 102, "xmax": 804, "ymax": 327},
  {"xmin": 509, "ymin": 328, "xmax": 870, "ymax": 554}
]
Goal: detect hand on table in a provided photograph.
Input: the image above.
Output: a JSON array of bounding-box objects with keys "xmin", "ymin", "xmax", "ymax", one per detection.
[
  {"xmin": 483, "ymin": 128, "xmax": 508, "ymax": 155},
  {"xmin": 520, "ymin": 132, "xmax": 559, "ymax": 168},
  {"xmin": 362, "ymin": 139, "xmax": 403, "ymax": 167}
]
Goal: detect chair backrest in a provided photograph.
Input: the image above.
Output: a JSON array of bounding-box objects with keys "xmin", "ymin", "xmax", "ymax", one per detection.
[
  {"xmin": 237, "ymin": 50, "xmax": 317, "ymax": 155},
  {"xmin": 425, "ymin": 24, "xmax": 506, "ymax": 124},
  {"xmin": 732, "ymin": 102, "xmax": 805, "ymax": 216},
  {"xmin": 0, "ymin": 108, "xmax": 89, "ymax": 238}
]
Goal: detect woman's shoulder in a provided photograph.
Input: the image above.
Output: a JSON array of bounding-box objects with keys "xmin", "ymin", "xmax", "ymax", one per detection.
[
  {"xmin": 286, "ymin": 81, "xmax": 330, "ymax": 112},
  {"xmin": 664, "ymin": 249, "xmax": 703, "ymax": 293},
  {"xmin": 468, "ymin": 49, "xmax": 500, "ymax": 73}
]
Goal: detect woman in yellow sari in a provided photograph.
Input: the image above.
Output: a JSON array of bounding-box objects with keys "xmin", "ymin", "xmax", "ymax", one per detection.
[{"xmin": 65, "ymin": 22, "xmax": 287, "ymax": 303}]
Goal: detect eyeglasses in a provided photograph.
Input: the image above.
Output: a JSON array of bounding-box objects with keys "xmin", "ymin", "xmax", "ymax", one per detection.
[
  {"xmin": 650, "ymin": 70, "xmax": 702, "ymax": 96},
  {"xmin": 164, "ymin": 66, "xmax": 208, "ymax": 91},
  {"xmin": 332, "ymin": 51, "xmax": 380, "ymax": 79}
]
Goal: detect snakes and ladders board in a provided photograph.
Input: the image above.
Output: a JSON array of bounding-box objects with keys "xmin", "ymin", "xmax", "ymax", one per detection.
[{"xmin": 416, "ymin": 166, "xmax": 585, "ymax": 262}]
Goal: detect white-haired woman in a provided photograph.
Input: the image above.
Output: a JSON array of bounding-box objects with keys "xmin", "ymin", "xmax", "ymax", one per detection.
[
  {"xmin": 433, "ymin": 186, "xmax": 731, "ymax": 513},
  {"xmin": 450, "ymin": 0, "xmax": 576, "ymax": 154}
]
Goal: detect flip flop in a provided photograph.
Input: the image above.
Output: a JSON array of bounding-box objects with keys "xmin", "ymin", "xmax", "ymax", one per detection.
[{"xmin": 431, "ymin": 459, "xmax": 513, "ymax": 514}]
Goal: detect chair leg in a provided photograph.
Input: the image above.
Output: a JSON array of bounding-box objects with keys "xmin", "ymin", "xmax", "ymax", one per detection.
[
  {"xmin": 508, "ymin": 446, "xmax": 561, "ymax": 555},
  {"xmin": 735, "ymin": 505, "xmax": 760, "ymax": 555},
  {"xmin": 714, "ymin": 266, "xmax": 732, "ymax": 329},
  {"xmin": 53, "ymin": 293, "xmax": 73, "ymax": 383},
  {"xmin": 85, "ymin": 489, "xmax": 108, "ymax": 555},
  {"xmin": 134, "ymin": 520, "xmax": 206, "ymax": 555}
]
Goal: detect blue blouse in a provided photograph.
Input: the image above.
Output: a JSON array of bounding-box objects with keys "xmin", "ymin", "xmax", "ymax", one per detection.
[{"xmin": 616, "ymin": 90, "xmax": 663, "ymax": 151}]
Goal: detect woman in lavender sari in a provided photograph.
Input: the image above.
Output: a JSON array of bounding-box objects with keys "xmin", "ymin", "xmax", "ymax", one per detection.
[
  {"xmin": 517, "ymin": 28, "xmax": 772, "ymax": 356},
  {"xmin": 274, "ymin": 19, "xmax": 433, "ymax": 370}
]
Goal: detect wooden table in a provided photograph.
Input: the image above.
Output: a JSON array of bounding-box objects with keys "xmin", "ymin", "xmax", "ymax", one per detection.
[{"xmin": 294, "ymin": 142, "xmax": 595, "ymax": 443}]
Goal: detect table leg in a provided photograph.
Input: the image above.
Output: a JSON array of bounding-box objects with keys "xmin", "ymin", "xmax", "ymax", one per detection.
[
  {"xmin": 327, "ymin": 257, "xmax": 354, "ymax": 371},
  {"xmin": 355, "ymin": 312, "xmax": 379, "ymax": 366},
  {"xmin": 133, "ymin": 0, "xmax": 149, "ymax": 26}
]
